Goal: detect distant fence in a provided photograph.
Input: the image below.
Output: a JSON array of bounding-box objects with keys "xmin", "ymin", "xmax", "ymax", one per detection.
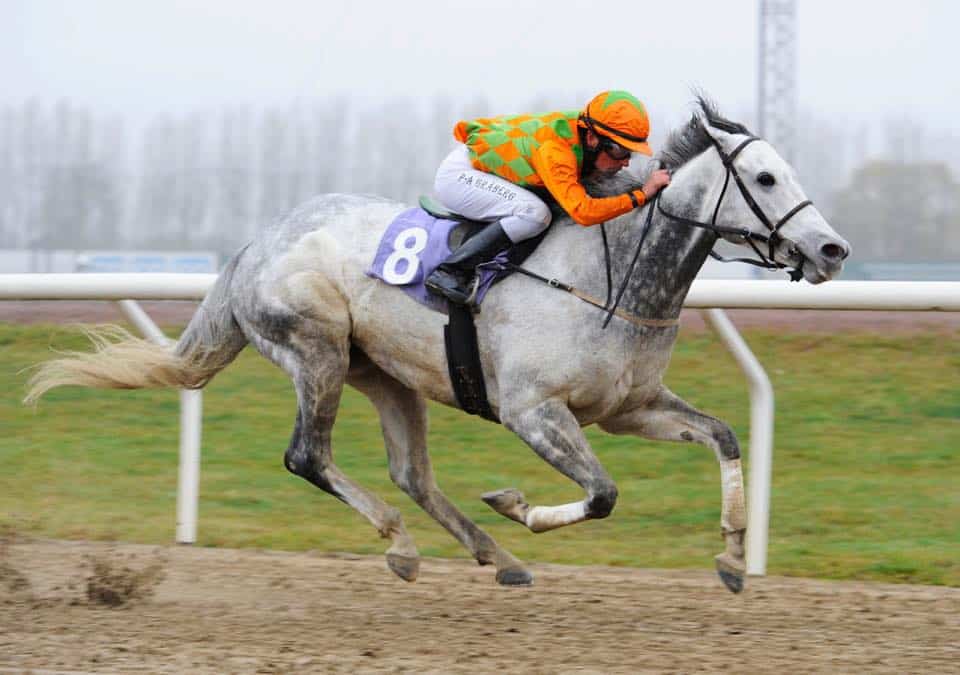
[
  {"xmin": 3, "ymin": 275, "xmax": 960, "ymax": 578},
  {"xmin": 841, "ymin": 261, "xmax": 960, "ymax": 281}
]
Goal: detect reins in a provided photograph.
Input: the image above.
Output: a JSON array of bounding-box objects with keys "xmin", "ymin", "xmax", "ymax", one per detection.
[
  {"xmin": 505, "ymin": 134, "xmax": 813, "ymax": 328},
  {"xmin": 505, "ymin": 260, "xmax": 679, "ymax": 329},
  {"xmin": 505, "ymin": 197, "xmax": 678, "ymax": 330},
  {"xmin": 601, "ymin": 194, "xmax": 657, "ymax": 328}
]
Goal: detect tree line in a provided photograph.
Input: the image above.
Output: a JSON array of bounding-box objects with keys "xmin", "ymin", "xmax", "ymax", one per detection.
[{"xmin": 1, "ymin": 98, "xmax": 958, "ymax": 262}]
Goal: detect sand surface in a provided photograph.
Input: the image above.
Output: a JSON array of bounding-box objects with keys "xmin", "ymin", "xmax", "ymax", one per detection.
[{"xmin": 2, "ymin": 538, "xmax": 958, "ymax": 674}]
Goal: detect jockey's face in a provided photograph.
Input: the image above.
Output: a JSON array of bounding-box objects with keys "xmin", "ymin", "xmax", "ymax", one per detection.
[
  {"xmin": 586, "ymin": 130, "xmax": 631, "ymax": 176},
  {"xmin": 595, "ymin": 148, "xmax": 631, "ymax": 175}
]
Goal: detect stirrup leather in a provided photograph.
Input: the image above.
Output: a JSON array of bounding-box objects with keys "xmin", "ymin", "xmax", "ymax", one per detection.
[{"xmin": 463, "ymin": 275, "xmax": 481, "ymax": 306}]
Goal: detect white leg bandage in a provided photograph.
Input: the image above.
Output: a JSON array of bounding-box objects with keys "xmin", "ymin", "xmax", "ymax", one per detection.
[
  {"xmin": 720, "ymin": 458, "xmax": 747, "ymax": 532},
  {"xmin": 525, "ymin": 501, "xmax": 588, "ymax": 533}
]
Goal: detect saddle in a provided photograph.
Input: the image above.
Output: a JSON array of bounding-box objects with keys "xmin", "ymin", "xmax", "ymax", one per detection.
[{"xmin": 418, "ymin": 195, "xmax": 481, "ymax": 250}]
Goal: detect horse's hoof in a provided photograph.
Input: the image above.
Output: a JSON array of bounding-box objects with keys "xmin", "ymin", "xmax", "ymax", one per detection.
[
  {"xmin": 386, "ymin": 552, "xmax": 420, "ymax": 582},
  {"xmin": 714, "ymin": 553, "xmax": 745, "ymax": 594},
  {"xmin": 496, "ymin": 567, "xmax": 534, "ymax": 587},
  {"xmin": 481, "ymin": 488, "xmax": 528, "ymax": 524}
]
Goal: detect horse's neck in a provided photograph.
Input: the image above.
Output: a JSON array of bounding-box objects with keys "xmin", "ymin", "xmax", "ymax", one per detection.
[{"xmin": 612, "ymin": 156, "xmax": 720, "ymax": 320}]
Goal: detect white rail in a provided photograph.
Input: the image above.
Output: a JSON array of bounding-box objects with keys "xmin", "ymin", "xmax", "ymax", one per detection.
[
  {"xmin": 4, "ymin": 275, "xmax": 960, "ymax": 310},
  {"xmin": 113, "ymin": 300, "xmax": 201, "ymax": 544},
  {"xmin": 4, "ymin": 275, "xmax": 959, "ymax": 575},
  {"xmin": 1, "ymin": 273, "xmax": 213, "ymax": 299}
]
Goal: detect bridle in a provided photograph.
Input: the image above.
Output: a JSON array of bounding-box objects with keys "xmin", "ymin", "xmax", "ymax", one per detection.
[
  {"xmin": 507, "ymin": 134, "xmax": 817, "ymax": 329},
  {"xmin": 657, "ymin": 135, "xmax": 813, "ymax": 282}
]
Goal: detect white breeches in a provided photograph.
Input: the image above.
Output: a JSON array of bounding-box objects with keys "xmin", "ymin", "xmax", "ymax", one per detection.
[{"xmin": 434, "ymin": 145, "xmax": 553, "ymax": 243}]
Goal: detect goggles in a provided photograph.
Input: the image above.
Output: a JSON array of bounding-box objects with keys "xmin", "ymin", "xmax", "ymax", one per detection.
[{"xmin": 597, "ymin": 136, "xmax": 632, "ymax": 161}]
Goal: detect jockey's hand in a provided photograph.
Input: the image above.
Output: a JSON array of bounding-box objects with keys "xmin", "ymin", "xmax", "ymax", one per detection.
[{"xmin": 642, "ymin": 169, "xmax": 672, "ymax": 200}]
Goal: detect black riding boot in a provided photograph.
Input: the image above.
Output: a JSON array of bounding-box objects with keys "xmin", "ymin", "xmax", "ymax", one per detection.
[{"xmin": 425, "ymin": 221, "xmax": 512, "ymax": 305}]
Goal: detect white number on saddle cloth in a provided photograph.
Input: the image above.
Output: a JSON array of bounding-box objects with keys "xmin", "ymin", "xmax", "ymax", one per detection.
[{"xmin": 382, "ymin": 226, "xmax": 429, "ymax": 284}]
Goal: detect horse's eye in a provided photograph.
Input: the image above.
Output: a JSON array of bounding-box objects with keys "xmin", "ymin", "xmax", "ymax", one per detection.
[{"xmin": 757, "ymin": 172, "xmax": 776, "ymax": 187}]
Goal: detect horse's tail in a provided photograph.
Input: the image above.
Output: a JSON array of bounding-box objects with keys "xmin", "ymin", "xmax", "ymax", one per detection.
[{"xmin": 24, "ymin": 250, "xmax": 250, "ymax": 405}]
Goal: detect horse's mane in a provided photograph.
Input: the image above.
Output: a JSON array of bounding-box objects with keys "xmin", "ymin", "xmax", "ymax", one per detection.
[
  {"xmin": 572, "ymin": 96, "xmax": 753, "ymax": 205},
  {"xmin": 659, "ymin": 95, "xmax": 752, "ymax": 171}
]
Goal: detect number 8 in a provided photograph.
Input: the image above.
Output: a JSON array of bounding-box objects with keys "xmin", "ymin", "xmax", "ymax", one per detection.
[{"xmin": 382, "ymin": 227, "xmax": 428, "ymax": 284}]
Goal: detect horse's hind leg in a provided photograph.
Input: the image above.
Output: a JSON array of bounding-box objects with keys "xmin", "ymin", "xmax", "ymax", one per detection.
[
  {"xmin": 276, "ymin": 338, "xmax": 421, "ymax": 582},
  {"xmin": 599, "ymin": 385, "xmax": 747, "ymax": 594},
  {"xmin": 347, "ymin": 351, "xmax": 532, "ymax": 586}
]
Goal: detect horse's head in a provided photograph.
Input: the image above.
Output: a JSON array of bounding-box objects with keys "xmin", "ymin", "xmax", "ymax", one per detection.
[
  {"xmin": 703, "ymin": 124, "xmax": 850, "ymax": 284},
  {"xmin": 658, "ymin": 98, "xmax": 851, "ymax": 284}
]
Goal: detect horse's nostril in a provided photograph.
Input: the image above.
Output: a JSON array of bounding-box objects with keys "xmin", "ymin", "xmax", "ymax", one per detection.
[{"xmin": 821, "ymin": 243, "xmax": 847, "ymax": 261}]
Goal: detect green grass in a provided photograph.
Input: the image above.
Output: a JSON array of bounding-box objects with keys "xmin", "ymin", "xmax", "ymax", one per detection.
[{"xmin": 2, "ymin": 321, "xmax": 958, "ymax": 586}]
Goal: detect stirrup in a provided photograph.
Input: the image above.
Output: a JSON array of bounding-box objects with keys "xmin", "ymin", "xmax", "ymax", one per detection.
[{"xmin": 425, "ymin": 270, "xmax": 481, "ymax": 307}]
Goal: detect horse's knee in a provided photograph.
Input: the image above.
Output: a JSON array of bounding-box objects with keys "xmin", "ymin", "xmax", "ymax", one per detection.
[
  {"xmin": 284, "ymin": 444, "xmax": 313, "ymax": 479},
  {"xmin": 587, "ymin": 482, "xmax": 619, "ymax": 519},
  {"xmin": 712, "ymin": 423, "xmax": 740, "ymax": 460},
  {"xmin": 285, "ymin": 450, "xmax": 335, "ymax": 493}
]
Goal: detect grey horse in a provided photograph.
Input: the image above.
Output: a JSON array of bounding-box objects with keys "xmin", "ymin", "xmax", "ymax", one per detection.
[{"xmin": 26, "ymin": 100, "xmax": 850, "ymax": 593}]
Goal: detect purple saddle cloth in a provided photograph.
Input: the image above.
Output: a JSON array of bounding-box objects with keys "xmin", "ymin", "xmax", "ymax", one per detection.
[{"xmin": 366, "ymin": 207, "xmax": 509, "ymax": 313}]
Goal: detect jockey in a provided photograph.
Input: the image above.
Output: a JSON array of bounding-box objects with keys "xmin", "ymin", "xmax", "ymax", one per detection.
[{"xmin": 425, "ymin": 90, "xmax": 672, "ymax": 305}]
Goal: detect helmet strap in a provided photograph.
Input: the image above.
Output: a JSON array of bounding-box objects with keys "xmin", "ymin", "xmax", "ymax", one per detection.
[{"xmin": 578, "ymin": 125, "xmax": 599, "ymax": 176}]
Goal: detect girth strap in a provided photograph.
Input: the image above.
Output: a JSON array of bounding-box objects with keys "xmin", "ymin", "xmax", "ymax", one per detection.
[{"xmin": 444, "ymin": 304, "xmax": 499, "ymax": 422}]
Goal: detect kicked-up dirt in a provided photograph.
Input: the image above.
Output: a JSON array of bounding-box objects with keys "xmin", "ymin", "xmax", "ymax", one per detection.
[{"xmin": 1, "ymin": 538, "xmax": 957, "ymax": 674}]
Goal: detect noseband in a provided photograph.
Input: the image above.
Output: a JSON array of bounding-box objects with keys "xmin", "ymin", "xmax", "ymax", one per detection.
[{"xmin": 657, "ymin": 136, "xmax": 813, "ymax": 282}]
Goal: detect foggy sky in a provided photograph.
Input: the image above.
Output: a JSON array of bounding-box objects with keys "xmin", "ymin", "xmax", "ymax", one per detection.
[{"xmin": 3, "ymin": 0, "xmax": 957, "ymax": 132}]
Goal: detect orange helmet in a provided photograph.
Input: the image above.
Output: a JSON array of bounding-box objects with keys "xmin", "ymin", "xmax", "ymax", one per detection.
[{"xmin": 580, "ymin": 90, "xmax": 652, "ymax": 156}]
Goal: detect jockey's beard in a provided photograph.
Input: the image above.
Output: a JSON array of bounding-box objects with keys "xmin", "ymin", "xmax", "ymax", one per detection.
[
  {"xmin": 586, "ymin": 163, "xmax": 626, "ymax": 182},
  {"xmin": 595, "ymin": 165, "xmax": 623, "ymax": 178}
]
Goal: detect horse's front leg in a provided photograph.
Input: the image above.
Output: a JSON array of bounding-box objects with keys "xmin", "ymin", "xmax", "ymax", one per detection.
[
  {"xmin": 599, "ymin": 386, "xmax": 747, "ymax": 594},
  {"xmin": 489, "ymin": 397, "xmax": 619, "ymax": 532}
]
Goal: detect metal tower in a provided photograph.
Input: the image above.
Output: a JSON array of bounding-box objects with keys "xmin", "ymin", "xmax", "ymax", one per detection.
[{"xmin": 757, "ymin": 0, "xmax": 798, "ymax": 163}]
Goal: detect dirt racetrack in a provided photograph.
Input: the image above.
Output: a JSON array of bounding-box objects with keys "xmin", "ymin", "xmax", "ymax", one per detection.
[{"xmin": 2, "ymin": 539, "xmax": 958, "ymax": 674}]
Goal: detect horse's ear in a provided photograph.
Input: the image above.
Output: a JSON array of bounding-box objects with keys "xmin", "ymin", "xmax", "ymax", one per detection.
[{"xmin": 701, "ymin": 119, "xmax": 736, "ymax": 150}]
